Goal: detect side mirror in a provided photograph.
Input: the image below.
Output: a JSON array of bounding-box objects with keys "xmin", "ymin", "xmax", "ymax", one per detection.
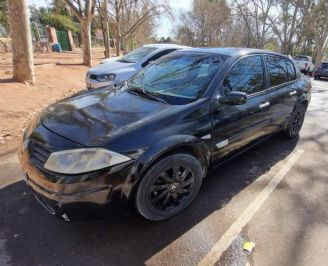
[{"xmin": 219, "ymin": 91, "xmax": 247, "ymax": 105}]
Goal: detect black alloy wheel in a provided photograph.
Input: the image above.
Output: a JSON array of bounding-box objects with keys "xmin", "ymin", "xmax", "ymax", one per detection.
[
  {"xmin": 135, "ymin": 153, "xmax": 203, "ymax": 221},
  {"xmin": 285, "ymin": 104, "xmax": 306, "ymax": 138}
]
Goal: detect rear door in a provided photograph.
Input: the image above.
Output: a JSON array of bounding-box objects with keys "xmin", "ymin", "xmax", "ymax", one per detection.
[
  {"xmin": 210, "ymin": 55, "xmax": 271, "ymax": 160},
  {"xmin": 264, "ymin": 55, "xmax": 299, "ymax": 133}
]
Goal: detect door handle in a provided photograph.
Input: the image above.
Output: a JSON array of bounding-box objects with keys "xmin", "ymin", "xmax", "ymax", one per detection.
[
  {"xmin": 259, "ymin": 102, "xmax": 270, "ymax": 109},
  {"xmin": 290, "ymin": 90, "xmax": 297, "ymax": 96}
]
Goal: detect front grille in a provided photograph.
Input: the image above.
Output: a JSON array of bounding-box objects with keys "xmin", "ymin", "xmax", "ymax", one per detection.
[
  {"xmin": 29, "ymin": 141, "xmax": 51, "ymax": 168},
  {"xmin": 89, "ymin": 74, "xmax": 98, "ymax": 80}
]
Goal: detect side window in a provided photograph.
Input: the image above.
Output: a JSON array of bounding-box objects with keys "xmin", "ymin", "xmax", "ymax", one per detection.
[
  {"xmin": 285, "ymin": 59, "xmax": 296, "ymax": 81},
  {"xmin": 223, "ymin": 55, "xmax": 264, "ymax": 95},
  {"xmin": 142, "ymin": 49, "xmax": 177, "ymax": 67},
  {"xmin": 265, "ymin": 55, "xmax": 289, "ymax": 87}
]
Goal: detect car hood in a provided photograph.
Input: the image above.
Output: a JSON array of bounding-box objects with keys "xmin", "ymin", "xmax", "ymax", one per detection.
[
  {"xmin": 89, "ymin": 61, "xmax": 136, "ymax": 75},
  {"xmin": 100, "ymin": 56, "xmax": 121, "ymax": 64},
  {"xmin": 40, "ymin": 88, "xmax": 174, "ymax": 147}
]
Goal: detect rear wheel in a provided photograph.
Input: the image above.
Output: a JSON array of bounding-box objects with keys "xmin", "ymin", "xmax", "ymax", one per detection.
[
  {"xmin": 134, "ymin": 153, "xmax": 203, "ymax": 221},
  {"xmin": 284, "ymin": 104, "xmax": 307, "ymax": 138}
]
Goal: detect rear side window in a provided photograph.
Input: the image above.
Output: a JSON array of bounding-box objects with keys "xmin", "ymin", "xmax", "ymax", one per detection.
[
  {"xmin": 285, "ymin": 60, "xmax": 296, "ymax": 81},
  {"xmin": 223, "ymin": 55, "xmax": 264, "ymax": 95},
  {"xmin": 265, "ymin": 55, "xmax": 289, "ymax": 87}
]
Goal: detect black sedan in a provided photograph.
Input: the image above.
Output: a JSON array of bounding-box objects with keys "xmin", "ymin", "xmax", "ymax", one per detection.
[
  {"xmin": 314, "ymin": 62, "xmax": 328, "ymax": 80},
  {"xmin": 19, "ymin": 48, "xmax": 311, "ymax": 222}
]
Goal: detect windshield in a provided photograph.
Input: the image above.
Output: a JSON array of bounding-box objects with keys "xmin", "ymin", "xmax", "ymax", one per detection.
[
  {"xmin": 128, "ymin": 52, "xmax": 227, "ymax": 104},
  {"xmin": 294, "ymin": 56, "xmax": 309, "ymax": 61},
  {"xmin": 117, "ymin": 47, "xmax": 157, "ymax": 63}
]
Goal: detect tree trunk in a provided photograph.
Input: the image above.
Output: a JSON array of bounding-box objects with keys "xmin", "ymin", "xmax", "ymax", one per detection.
[
  {"xmin": 6, "ymin": 0, "xmax": 35, "ymax": 84},
  {"xmin": 103, "ymin": 21, "xmax": 110, "ymax": 58},
  {"xmin": 314, "ymin": 38, "xmax": 328, "ymax": 71},
  {"xmin": 80, "ymin": 19, "xmax": 92, "ymax": 66},
  {"xmin": 115, "ymin": 34, "xmax": 121, "ymax": 56},
  {"xmin": 103, "ymin": 0, "xmax": 110, "ymax": 58}
]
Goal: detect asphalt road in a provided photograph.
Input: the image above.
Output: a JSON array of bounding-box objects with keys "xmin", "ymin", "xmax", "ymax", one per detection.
[{"xmin": 0, "ymin": 79, "xmax": 327, "ymax": 266}]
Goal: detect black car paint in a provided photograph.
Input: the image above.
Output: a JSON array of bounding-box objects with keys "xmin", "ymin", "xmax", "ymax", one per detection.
[{"xmin": 18, "ymin": 48, "xmax": 311, "ymax": 222}]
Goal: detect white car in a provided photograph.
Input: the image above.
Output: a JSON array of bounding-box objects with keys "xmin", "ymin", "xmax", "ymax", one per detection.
[
  {"xmin": 85, "ymin": 44, "xmax": 190, "ymax": 89},
  {"xmin": 294, "ymin": 55, "xmax": 314, "ymax": 75}
]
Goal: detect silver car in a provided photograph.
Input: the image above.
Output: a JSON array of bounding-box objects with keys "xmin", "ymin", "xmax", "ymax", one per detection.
[{"xmin": 85, "ymin": 44, "xmax": 190, "ymax": 89}]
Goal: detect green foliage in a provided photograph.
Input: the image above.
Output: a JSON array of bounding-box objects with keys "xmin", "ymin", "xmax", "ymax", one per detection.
[
  {"xmin": 40, "ymin": 13, "xmax": 79, "ymax": 33},
  {"xmin": 50, "ymin": 0, "xmax": 70, "ymax": 16},
  {"xmin": 0, "ymin": 0, "xmax": 9, "ymax": 32}
]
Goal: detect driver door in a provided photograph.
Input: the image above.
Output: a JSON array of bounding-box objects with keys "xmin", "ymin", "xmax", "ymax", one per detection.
[{"xmin": 210, "ymin": 55, "xmax": 271, "ymax": 160}]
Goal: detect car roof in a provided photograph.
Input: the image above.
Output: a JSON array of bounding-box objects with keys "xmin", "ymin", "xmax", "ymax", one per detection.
[
  {"xmin": 143, "ymin": 43, "xmax": 190, "ymax": 49},
  {"xmin": 180, "ymin": 47, "xmax": 288, "ymax": 58}
]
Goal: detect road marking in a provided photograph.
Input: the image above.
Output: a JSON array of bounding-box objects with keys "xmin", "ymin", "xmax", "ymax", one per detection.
[{"xmin": 198, "ymin": 149, "xmax": 304, "ymax": 266}]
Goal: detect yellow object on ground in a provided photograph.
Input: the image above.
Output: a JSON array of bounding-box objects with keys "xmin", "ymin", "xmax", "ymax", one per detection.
[{"xmin": 243, "ymin": 241, "xmax": 255, "ymax": 252}]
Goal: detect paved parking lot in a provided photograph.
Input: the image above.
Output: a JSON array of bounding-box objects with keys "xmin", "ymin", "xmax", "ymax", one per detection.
[{"xmin": 0, "ymin": 79, "xmax": 327, "ymax": 266}]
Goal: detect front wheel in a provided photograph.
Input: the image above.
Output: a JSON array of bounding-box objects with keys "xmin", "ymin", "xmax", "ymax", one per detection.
[
  {"xmin": 284, "ymin": 104, "xmax": 307, "ymax": 138},
  {"xmin": 134, "ymin": 153, "xmax": 203, "ymax": 221}
]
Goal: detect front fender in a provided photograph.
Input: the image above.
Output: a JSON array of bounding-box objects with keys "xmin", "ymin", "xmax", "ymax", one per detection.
[{"xmin": 135, "ymin": 135, "xmax": 210, "ymax": 178}]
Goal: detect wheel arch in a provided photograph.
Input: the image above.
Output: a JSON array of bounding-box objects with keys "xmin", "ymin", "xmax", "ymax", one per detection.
[{"xmin": 126, "ymin": 135, "xmax": 211, "ymax": 200}]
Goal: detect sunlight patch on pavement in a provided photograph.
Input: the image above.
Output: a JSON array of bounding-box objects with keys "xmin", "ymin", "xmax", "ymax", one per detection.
[{"xmin": 198, "ymin": 149, "xmax": 304, "ymax": 266}]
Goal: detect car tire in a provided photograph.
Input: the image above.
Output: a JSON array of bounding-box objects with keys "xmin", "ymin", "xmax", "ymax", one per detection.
[
  {"xmin": 134, "ymin": 153, "xmax": 203, "ymax": 221},
  {"xmin": 284, "ymin": 103, "xmax": 307, "ymax": 139}
]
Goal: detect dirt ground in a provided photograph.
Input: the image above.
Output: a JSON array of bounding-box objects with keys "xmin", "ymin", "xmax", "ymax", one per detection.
[{"xmin": 0, "ymin": 48, "xmax": 113, "ymax": 157}]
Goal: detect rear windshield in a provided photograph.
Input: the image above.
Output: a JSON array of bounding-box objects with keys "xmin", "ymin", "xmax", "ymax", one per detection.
[
  {"xmin": 294, "ymin": 56, "xmax": 309, "ymax": 61},
  {"xmin": 117, "ymin": 47, "xmax": 157, "ymax": 63},
  {"xmin": 321, "ymin": 63, "xmax": 328, "ymax": 69}
]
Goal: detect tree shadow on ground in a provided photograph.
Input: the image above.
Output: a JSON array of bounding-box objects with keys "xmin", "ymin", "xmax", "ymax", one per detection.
[{"xmin": 0, "ymin": 134, "xmax": 298, "ymax": 266}]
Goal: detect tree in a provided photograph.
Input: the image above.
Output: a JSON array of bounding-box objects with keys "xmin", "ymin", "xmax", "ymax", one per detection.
[
  {"xmin": 268, "ymin": 0, "xmax": 303, "ymax": 54},
  {"xmin": 176, "ymin": 0, "xmax": 230, "ymax": 47},
  {"xmin": 0, "ymin": 0, "xmax": 9, "ymax": 33},
  {"xmin": 302, "ymin": 0, "xmax": 328, "ymax": 70},
  {"xmin": 6, "ymin": 0, "xmax": 35, "ymax": 84},
  {"xmin": 108, "ymin": 0, "xmax": 170, "ymax": 56},
  {"xmin": 40, "ymin": 13, "xmax": 79, "ymax": 33},
  {"xmin": 96, "ymin": 0, "xmax": 111, "ymax": 57},
  {"xmin": 63, "ymin": 0, "xmax": 96, "ymax": 66},
  {"xmin": 232, "ymin": 0, "xmax": 273, "ymax": 48}
]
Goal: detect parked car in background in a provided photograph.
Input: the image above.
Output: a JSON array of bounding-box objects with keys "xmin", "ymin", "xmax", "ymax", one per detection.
[
  {"xmin": 19, "ymin": 48, "xmax": 311, "ymax": 222},
  {"xmin": 85, "ymin": 43, "xmax": 189, "ymax": 89},
  {"xmin": 294, "ymin": 55, "xmax": 314, "ymax": 75},
  {"xmin": 314, "ymin": 62, "xmax": 328, "ymax": 80}
]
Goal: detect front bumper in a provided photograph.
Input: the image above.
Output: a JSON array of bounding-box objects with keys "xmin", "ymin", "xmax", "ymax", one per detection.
[{"xmin": 18, "ymin": 131, "xmax": 136, "ymax": 222}]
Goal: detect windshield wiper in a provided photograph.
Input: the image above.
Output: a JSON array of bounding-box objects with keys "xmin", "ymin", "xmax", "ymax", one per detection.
[{"xmin": 128, "ymin": 86, "xmax": 168, "ymax": 104}]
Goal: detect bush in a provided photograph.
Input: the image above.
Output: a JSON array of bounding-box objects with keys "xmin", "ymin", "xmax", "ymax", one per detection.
[{"xmin": 41, "ymin": 13, "xmax": 79, "ymax": 33}]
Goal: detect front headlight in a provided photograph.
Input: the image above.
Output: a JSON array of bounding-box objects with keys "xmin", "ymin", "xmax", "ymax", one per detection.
[
  {"xmin": 44, "ymin": 148, "xmax": 131, "ymax": 174},
  {"xmin": 97, "ymin": 73, "xmax": 116, "ymax": 82}
]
